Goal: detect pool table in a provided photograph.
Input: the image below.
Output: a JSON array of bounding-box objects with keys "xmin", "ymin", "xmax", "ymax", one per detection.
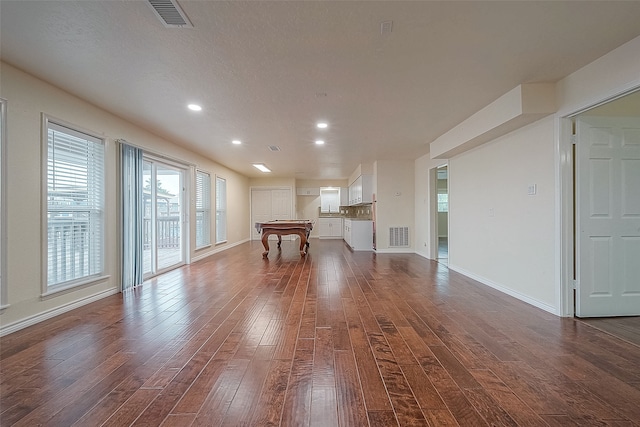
[{"xmin": 254, "ymin": 220, "xmax": 314, "ymax": 257}]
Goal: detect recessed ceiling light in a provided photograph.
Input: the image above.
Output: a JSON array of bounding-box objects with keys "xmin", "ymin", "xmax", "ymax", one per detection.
[
  {"xmin": 232, "ymin": 140, "xmax": 242, "ymax": 145},
  {"xmin": 187, "ymin": 104, "xmax": 202, "ymax": 111},
  {"xmin": 316, "ymin": 122, "xmax": 328, "ymax": 129},
  {"xmin": 315, "ymin": 140, "xmax": 325, "ymax": 145},
  {"xmin": 253, "ymin": 163, "xmax": 271, "ymax": 173}
]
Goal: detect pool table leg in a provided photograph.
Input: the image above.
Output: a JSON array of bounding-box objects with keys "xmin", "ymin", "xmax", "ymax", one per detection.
[
  {"xmin": 261, "ymin": 232, "xmax": 270, "ymax": 257},
  {"xmin": 298, "ymin": 231, "xmax": 308, "ymax": 256}
]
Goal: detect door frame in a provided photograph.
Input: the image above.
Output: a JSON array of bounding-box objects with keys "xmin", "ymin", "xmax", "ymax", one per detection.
[
  {"xmin": 428, "ymin": 162, "xmax": 448, "ymax": 261},
  {"xmin": 431, "ymin": 165, "xmax": 449, "ymax": 263},
  {"xmin": 142, "ymin": 154, "xmax": 189, "ymax": 278},
  {"xmin": 558, "ymin": 85, "xmax": 640, "ymax": 317}
]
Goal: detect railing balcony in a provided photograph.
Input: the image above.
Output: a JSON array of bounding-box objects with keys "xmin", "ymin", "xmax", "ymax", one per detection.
[
  {"xmin": 48, "ymin": 212, "xmax": 97, "ymax": 285},
  {"xmin": 143, "ymin": 215, "xmax": 181, "ymax": 249}
]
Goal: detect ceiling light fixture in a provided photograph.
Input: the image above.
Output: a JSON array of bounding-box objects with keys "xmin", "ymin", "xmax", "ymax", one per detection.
[
  {"xmin": 187, "ymin": 104, "xmax": 202, "ymax": 111},
  {"xmin": 315, "ymin": 140, "xmax": 325, "ymax": 145},
  {"xmin": 316, "ymin": 122, "xmax": 328, "ymax": 129},
  {"xmin": 232, "ymin": 139, "xmax": 242, "ymax": 145},
  {"xmin": 253, "ymin": 163, "xmax": 271, "ymax": 173}
]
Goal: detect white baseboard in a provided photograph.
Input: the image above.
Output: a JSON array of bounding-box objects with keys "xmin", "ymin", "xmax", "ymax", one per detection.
[
  {"xmin": 191, "ymin": 238, "xmax": 250, "ymax": 263},
  {"xmin": 0, "ymin": 288, "xmax": 120, "ymax": 337},
  {"xmin": 447, "ymin": 264, "xmax": 559, "ymax": 316},
  {"xmin": 413, "ymin": 249, "xmax": 432, "ymax": 260},
  {"xmin": 374, "ymin": 248, "xmax": 415, "ymax": 254}
]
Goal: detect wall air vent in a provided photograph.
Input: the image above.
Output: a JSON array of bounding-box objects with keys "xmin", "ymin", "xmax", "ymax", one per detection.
[
  {"xmin": 389, "ymin": 227, "xmax": 409, "ymax": 247},
  {"xmin": 147, "ymin": 0, "xmax": 193, "ymax": 28},
  {"xmin": 268, "ymin": 145, "xmax": 281, "ymax": 152}
]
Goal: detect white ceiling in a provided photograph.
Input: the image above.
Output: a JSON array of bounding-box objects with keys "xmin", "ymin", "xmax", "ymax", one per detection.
[{"xmin": 2, "ymin": 1, "xmax": 640, "ymax": 179}]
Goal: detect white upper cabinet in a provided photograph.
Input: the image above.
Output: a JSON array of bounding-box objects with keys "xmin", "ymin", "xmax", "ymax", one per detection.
[
  {"xmin": 296, "ymin": 187, "xmax": 320, "ymax": 196},
  {"xmin": 348, "ymin": 175, "xmax": 372, "ymax": 205}
]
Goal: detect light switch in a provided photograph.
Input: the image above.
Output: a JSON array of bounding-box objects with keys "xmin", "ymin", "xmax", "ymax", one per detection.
[{"xmin": 527, "ymin": 184, "xmax": 537, "ymax": 195}]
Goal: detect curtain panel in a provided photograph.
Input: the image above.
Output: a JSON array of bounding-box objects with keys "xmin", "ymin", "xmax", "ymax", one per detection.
[{"xmin": 120, "ymin": 142, "xmax": 144, "ymax": 290}]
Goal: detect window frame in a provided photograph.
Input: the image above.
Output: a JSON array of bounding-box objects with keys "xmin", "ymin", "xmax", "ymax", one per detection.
[
  {"xmin": 437, "ymin": 193, "xmax": 449, "ymax": 213},
  {"xmin": 42, "ymin": 115, "xmax": 108, "ymax": 296},
  {"xmin": 215, "ymin": 175, "xmax": 227, "ymax": 244},
  {"xmin": 195, "ymin": 169, "xmax": 211, "ymax": 249}
]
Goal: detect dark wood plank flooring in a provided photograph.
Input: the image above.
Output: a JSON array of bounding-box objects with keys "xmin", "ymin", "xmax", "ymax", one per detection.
[
  {"xmin": 579, "ymin": 316, "xmax": 640, "ymax": 349},
  {"xmin": 2, "ymin": 239, "xmax": 640, "ymax": 426}
]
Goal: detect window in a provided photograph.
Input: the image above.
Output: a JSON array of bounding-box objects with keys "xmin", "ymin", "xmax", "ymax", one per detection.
[
  {"xmin": 215, "ymin": 176, "xmax": 227, "ymax": 243},
  {"xmin": 46, "ymin": 119, "xmax": 105, "ymax": 291},
  {"xmin": 0, "ymin": 99, "xmax": 6, "ymax": 308},
  {"xmin": 437, "ymin": 193, "xmax": 448, "ymax": 212},
  {"xmin": 195, "ymin": 170, "xmax": 211, "ymax": 248}
]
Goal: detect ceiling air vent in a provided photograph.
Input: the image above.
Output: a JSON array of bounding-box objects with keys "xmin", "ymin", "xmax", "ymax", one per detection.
[
  {"xmin": 268, "ymin": 145, "xmax": 281, "ymax": 152},
  {"xmin": 147, "ymin": 0, "xmax": 193, "ymax": 28}
]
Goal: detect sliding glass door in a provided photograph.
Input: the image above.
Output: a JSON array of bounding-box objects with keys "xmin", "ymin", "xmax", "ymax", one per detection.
[{"xmin": 143, "ymin": 158, "xmax": 185, "ymax": 277}]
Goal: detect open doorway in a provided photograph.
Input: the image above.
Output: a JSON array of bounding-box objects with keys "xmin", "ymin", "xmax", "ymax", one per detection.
[
  {"xmin": 563, "ymin": 89, "xmax": 640, "ymax": 347},
  {"xmin": 436, "ymin": 165, "xmax": 449, "ymax": 264},
  {"xmin": 572, "ymin": 90, "xmax": 640, "ymax": 318}
]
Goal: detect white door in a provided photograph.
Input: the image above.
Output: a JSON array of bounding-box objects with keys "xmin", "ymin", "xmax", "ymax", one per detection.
[
  {"xmin": 251, "ymin": 189, "xmax": 272, "ymax": 240},
  {"xmin": 271, "ymin": 189, "xmax": 292, "ymax": 220},
  {"xmin": 250, "ymin": 188, "xmax": 292, "ymax": 240},
  {"xmin": 576, "ymin": 116, "xmax": 640, "ymax": 317},
  {"xmin": 143, "ymin": 159, "xmax": 186, "ymax": 277}
]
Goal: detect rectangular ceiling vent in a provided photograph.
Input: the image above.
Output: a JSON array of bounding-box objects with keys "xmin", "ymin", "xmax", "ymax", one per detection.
[
  {"xmin": 389, "ymin": 227, "xmax": 409, "ymax": 247},
  {"xmin": 147, "ymin": 0, "xmax": 193, "ymax": 28},
  {"xmin": 268, "ymin": 145, "xmax": 281, "ymax": 152}
]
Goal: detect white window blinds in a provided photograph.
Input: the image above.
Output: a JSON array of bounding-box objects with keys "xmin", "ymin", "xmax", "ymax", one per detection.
[
  {"xmin": 195, "ymin": 170, "xmax": 211, "ymax": 248},
  {"xmin": 47, "ymin": 122, "xmax": 105, "ymax": 287},
  {"xmin": 215, "ymin": 176, "xmax": 227, "ymax": 243}
]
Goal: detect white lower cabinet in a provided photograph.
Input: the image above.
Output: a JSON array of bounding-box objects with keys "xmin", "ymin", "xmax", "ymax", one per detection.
[
  {"xmin": 343, "ymin": 220, "xmax": 351, "ymax": 246},
  {"xmin": 343, "ymin": 219, "xmax": 372, "ymax": 250},
  {"xmin": 318, "ymin": 218, "xmax": 343, "ymax": 239}
]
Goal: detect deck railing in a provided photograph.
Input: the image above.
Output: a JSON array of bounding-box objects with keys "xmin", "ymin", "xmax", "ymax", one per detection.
[
  {"xmin": 48, "ymin": 214, "xmax": 93, "ymax": 285},
  {"xmin": 143, "ymin": 216, "xmax": 181, "ymax": 249}
]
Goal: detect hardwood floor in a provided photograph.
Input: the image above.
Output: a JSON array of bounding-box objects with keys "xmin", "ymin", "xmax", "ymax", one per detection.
[
  {"xmin": 2, "ymin": 239, "xmax": 640, "ymax": 426},
  {"xmin": 579, "ymin": 316, "xmax": 640, "ymax": 349}
]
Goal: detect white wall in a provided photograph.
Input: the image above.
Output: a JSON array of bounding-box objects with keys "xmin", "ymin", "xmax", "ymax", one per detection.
[
  {"xmin": 448, "ymin": 117, "xmax": 556, "ymax": 311},
  {"xmin": 374, "ymin": 160, "xmax": 415, "ymax": 252},
  {"xmin": 557, "ymin": 35, "xmax": 640, "ymax": 117},
  {"xmin": 419, "ymin": 34, "xmax": 640, "ymax": 316},
  {"xmin": 0, "ymin": 62, "xmax": 250, "ymax": 333}
]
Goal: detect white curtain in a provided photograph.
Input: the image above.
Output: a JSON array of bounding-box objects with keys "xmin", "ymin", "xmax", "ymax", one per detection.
[{"xmin": 120, "ymin": 142, "xmax": 144, "ymax": 290}]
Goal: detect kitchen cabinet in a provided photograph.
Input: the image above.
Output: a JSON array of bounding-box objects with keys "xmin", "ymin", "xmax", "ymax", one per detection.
[
  {"xmin": 343, "ymin": 220, "xmax": 351, "ymax": 246},
  {"xmin": 340, "ymin": 187, "xmax": 349, "ymax": 206},
  {"xmin": 348, "ymin": 174, "xmax": 373, "ymax": 205},
  {"xmin": 318, "ymin": 217, "xmax": 343, "ymax": 239},
  {"xmin": 343, "ymin": 219, "xmax": 372, "ymax": 250},
  {"xmin": 296, "ymin": 187, "xmax": 320, "ymax": 196}
]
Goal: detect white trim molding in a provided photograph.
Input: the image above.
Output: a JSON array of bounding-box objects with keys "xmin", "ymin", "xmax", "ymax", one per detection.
[
  {"xmin": 0, "ymin": 288, "xmax": 119, "ymax": 337},
  {"xmin": 448, "ymin": 264, "xmax": 559, "ymax": 316},
  {"xmin": 191, "ymin": 238, "xmax": 250, "ymax": 263}
]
